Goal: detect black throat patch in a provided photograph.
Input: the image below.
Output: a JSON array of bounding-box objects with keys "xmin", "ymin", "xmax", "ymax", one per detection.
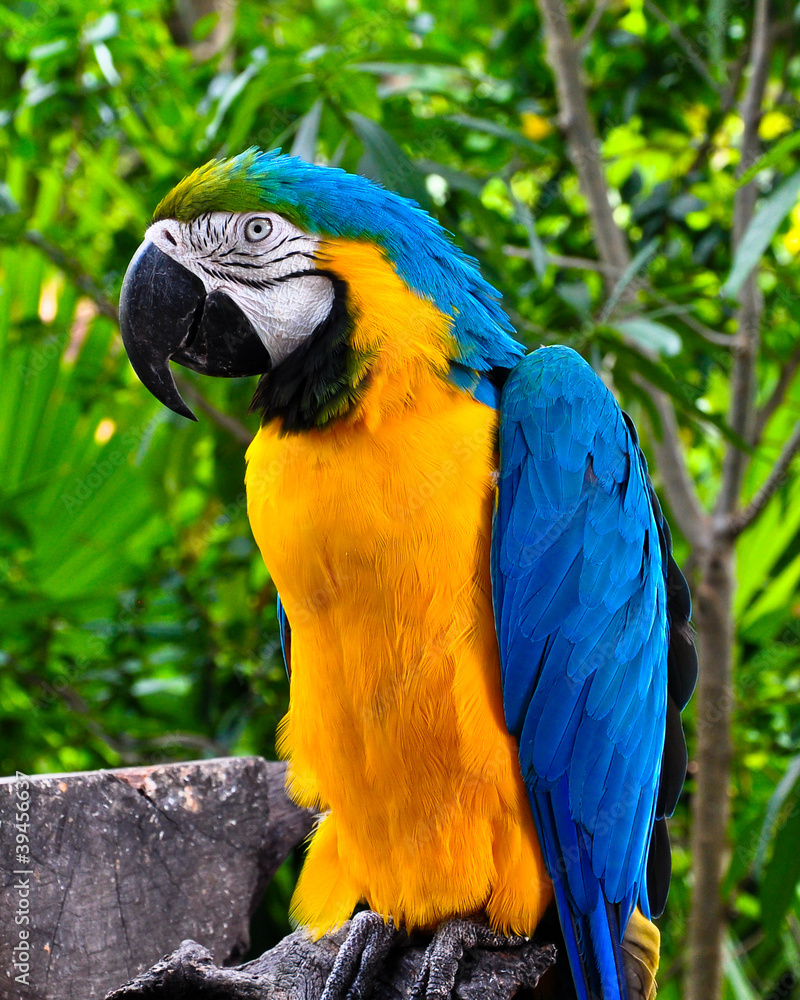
[{"xmin": 249, "ymin": 272, "xmax": 371, "ymax": 431}]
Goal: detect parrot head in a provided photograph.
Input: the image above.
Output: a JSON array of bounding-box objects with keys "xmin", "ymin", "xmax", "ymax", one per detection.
[{"xmin": 119, "ymin": 147, "xmax": 524, "ymax": 427}]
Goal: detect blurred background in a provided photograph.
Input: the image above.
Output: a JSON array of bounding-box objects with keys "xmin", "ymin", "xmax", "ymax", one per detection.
[{"xmin": 1, "ymin": 0, "xmax": 800, "ymax": 996}]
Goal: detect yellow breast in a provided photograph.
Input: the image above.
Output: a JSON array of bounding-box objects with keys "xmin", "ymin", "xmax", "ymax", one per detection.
[{"xmin": 244, "ymin": 239, "xmax": 551, "ymax": 935}]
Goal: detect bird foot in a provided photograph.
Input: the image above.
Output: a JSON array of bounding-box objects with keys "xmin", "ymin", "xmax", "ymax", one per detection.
[
  {"xmin": 408, "ymin": 917, "xmax": 528, "ymax": 1000},
  {"xmin": 320, "ymin": 910, "xmax": 400, "ymax": 1000}
]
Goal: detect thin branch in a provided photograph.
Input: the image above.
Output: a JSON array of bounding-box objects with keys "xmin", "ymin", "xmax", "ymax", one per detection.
[
  {"xmin": 24, "ymin": 230, "xmax": 119, "ymax": 321},
  {"xmin": 598, "ymin": 238, "xmax": 660, "ymax": 324},
  {"xmin": 685, "ymin": 45, "xmax": 750, "ymax": 178},
  {"xmin": 504, "ymin": 246, "xmax": 732, "ymax": 348},
  {"xmin": 643, "ymin": 0, "xmax": 722, "ymax": 94},
  {"xmin": 545, "ymin": 251, "xmax": 617, "ymax": 274},
  {"xmin": 497, "ymin": 242, "xmax": 620, "ymax": 274},
  {"xmin": 729, "ymin": 418, "xmax": 800, "ymax": 535},
  {"xmin": 535, "ymin": 0, "xmax": 706, "ymax": 547},
  {"xmin": 577, "ymin": 0, "xmax": 612, "ymax": 50},
  {"xmin": 636, "ymin": 377, "xmax": 712, "ymax": 549},
  {"xmin": 23, "ymin": 230, "xmax": 255, "ymax": 446},
  {"xmin": 176, "ymin": 376, "xmax": 254, "ymax": 445},
  {"xmin": 537, "ymin": 0, "xmax": 630, "ymax": 275},
  {"xmin": 646, "ymin": 293, "xmax": 733, "ymax": 348},
  {"xmin": 716, "ymin": 0, "xmax": 772, "ymax": 517},
  {"xmin": 753, "ymin": 342, "xmax": 800, "ymax": 442}
]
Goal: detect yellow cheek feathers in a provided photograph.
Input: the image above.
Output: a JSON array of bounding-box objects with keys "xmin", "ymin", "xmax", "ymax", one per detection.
[{"xmin": 316, "ymin": 239, "xmax": 457, "ymax": 431}]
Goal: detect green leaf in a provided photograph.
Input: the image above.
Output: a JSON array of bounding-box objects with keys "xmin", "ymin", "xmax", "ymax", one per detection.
[
  {"xmin": 707, "ymin": 0, "xmax": 728, "ymax": 69},
  {"xmin": 556, "ymin": 281, "xmax": 592, "ymax": 317},
  {"xmin": 82, "ymin": 11, "xmax": 119, "ymax": 44},
  {"xmin": 132, "ymin": 676, "xmax": 192, "ymax": 698},
  {"xmin": 754, "ymin": 755, "xmax": 800, "ymax": 878},
  {"xmin": 742, "ymin": 552, "xmax": 800, "ymax": 629},
  {"xmin": 512, "ymin": 197, "xmax": 547, "ymax": 280},
  {"xmin": 723, "ymin": 935, "xmax": 759, "ymax": 1000},
  {"xmin": 445, "ymin": 115, "xmax": 548, "ymax": 155},
  {"xmin": 613, "ymin": 317, "xmax": 683, "ymax": 356},
  {"xmin": 416, "ymin": 160, "xmax": 485, "ymax": 198},
  {"xmin": 736, "ymin": 473, "xmax": 800, "ymax": 614},
  {"xmin": 191, "ymin": 11, "xmax": 220, "ymax": 42},
  {"xmin": 594, "ymin": 332, "xmax": 749, "ymax": 450},
  {"xmin": 290, "ymin": 99, "xmax": 323, "ymax": 163},
  {"xmin": 0, "ymin": 183, "xmax": 20, "ymax": 216},
  {"xmin": 600, "ymin": 237, "xmax": 659, "ymax": 322},
  {"xmin": 759, "ymin": 764, "xmax": 800, "ymax": 936},
  {"xmin": 348, "ymin": 112, "xmax": 431, "ymax": 207},
  {"xmin": 738, "ymin": 131, "xmax": 800, "ymax": 187},
  {"xmin": 204, "ymin": 46, "xmax": 268, "ymax": 145},
  {"xmin": 722, "ymin": 169, "xmax": 800, "ymax": 298}
]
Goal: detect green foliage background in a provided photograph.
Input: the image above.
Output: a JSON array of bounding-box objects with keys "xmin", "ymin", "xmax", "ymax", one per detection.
[{"xmin": 2, "ymin": 0, "xmax": 800, "ymax": 994}]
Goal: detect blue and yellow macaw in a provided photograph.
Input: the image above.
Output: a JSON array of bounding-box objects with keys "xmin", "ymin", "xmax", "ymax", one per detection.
[{"xmin": 119, "ymin": 149, "xmax": 696, "ymax": 1000}]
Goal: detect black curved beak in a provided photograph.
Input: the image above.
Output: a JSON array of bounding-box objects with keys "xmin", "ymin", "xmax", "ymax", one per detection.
[{"xmin": 119, "ymin": 242, "xmax": 272, "ymax": 420}]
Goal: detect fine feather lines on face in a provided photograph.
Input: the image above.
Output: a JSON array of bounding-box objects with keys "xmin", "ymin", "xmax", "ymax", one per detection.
[{"xmin": 145, "ymin": 210, "xmax": 336, "ymax": 363}]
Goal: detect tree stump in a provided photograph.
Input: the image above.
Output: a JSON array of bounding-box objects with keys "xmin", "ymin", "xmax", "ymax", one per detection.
[
  {"xmin": 0, "ymin": 758, "xmax": 558, "ymax": 1000},
  {"xmin": 0, "ymin": 758, "xmax": 314, "ymax": 1000}
]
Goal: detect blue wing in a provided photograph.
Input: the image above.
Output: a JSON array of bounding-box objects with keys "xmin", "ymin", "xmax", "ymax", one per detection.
[
  {"xmin": 491, "ymin": 346, "xmax": 696, "ymax": 1000},
  {"xmin": 277, "ymin": 593, "xmax": 291, "ymax": 678}
]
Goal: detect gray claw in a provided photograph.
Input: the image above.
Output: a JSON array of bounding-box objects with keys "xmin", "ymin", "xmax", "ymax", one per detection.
[
  {"xmin": 409, "ymin": 918, "xmax": 527, "ymax": 1000},
  {"xmin": 320, "ymin": 910, "xmax": 399, "ymax": 1000}
]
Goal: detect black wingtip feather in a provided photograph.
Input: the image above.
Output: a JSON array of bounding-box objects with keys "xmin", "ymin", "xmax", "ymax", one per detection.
[
  {"xmin": 656, "ymin": 696, "xmax": 688, "ymax": 819},
  {"xmin": 667, "ymin": 621, "xmax": 698, "ymax": 710},
  {"xmin": 646, "ymin": 818, "xmax": 672, "ymax": 918},
  {"xmin": 644, "ymin": 478, "xmax": 697, "ymax": 923}
]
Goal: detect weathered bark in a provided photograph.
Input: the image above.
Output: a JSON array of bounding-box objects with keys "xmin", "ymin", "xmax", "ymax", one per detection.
[
  {"xmin": 687, "ymin": 542, "xmax": 736, "ymax": 1000},
  {"xmin": 0, "ymin": 758, "xmax": 315, "ymax": 1000},
  {"xmin": 104, "ymin": 933, "xmax": 558, "ymax": 1000}
]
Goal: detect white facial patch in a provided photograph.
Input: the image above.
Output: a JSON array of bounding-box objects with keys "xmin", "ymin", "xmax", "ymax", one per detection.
[{"xmin": 145, "ymin": 211, "xmax": 335, "ymax": 364}]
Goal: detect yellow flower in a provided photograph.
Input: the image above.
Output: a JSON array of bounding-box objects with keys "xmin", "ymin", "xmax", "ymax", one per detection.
[
  {"xmin": 759, "ymin": 111, "xmax": 793, "ymax": 141},
  {"xmin": 620, "ymin": 0, "xmax": 646, "ymax": 36},
  {"xmin": 520, "ymin": 112, "xmax": 552, "ymax": 141},
  {"xmin": 94, "ymin": 419, "xmax": 116, "ymax": 444},
  {"xmin": 783, "ymin": 224, "xmax": 800, "ymax": 255}
]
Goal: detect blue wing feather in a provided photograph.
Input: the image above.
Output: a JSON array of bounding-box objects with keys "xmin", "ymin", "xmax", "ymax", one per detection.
[
  {"xmin": 277, "ymin": 594, "xmax": 291, "ymax": 679},
  {"xmin": 491, "ymin": 346, "xmax": 692, "ymax": 999}
]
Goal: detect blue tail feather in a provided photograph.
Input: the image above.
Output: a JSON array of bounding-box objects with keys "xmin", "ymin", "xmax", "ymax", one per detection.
[{"xmin": 532, "ymin": 787, "xmax": 629, "ymax": 1000}]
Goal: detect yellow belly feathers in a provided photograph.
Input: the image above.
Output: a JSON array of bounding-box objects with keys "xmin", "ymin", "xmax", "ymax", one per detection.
[{"xmin": 245, "ymin": 239, "xmax": 552, "ymax": 936}]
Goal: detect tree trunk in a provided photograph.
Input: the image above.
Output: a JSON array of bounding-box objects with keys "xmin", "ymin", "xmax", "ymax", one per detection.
[{"xmin": 686, "ymin": 539, "xmax": 736, "ymax": 1000}]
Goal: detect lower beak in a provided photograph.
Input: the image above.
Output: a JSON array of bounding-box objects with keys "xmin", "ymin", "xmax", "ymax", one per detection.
[{"xmin": 119, "ymin": 241, "xmax": 272, "ymax": 420}]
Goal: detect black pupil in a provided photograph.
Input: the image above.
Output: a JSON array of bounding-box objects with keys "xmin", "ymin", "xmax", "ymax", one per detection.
[{"xmin": 253, "ymin": 224, "xmax": 262, "ymax": 233}]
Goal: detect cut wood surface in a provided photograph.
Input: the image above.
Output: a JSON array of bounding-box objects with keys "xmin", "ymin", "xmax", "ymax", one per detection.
[{"xmin": 0, "ymin": 757, "xmax": 315, "ymax": 1000}]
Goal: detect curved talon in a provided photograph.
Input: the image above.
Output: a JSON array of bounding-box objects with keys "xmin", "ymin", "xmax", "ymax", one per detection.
[
  {"xmin": 320, "ymin": 911, "xmax": 399, "ymax": 1000},
  {"xmin": 409, "ymin": 918, "xmax": 528, "ymax": 1000}
]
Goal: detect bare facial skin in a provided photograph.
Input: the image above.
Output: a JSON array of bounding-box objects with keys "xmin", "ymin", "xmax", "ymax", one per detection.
[{"xmin": 146, "ymin": 211, "xmax": 335, "ymax": 363}]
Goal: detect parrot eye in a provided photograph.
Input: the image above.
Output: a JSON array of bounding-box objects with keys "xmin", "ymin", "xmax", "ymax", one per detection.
[{"xmin": 244, "ymin": 216, "xmax": 273, "ymax": 242}]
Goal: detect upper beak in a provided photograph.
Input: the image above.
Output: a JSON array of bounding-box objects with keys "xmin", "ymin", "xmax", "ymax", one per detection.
[{"xmin": 119, "ymin": 241, "xmax": 272, "ymax": 420}]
